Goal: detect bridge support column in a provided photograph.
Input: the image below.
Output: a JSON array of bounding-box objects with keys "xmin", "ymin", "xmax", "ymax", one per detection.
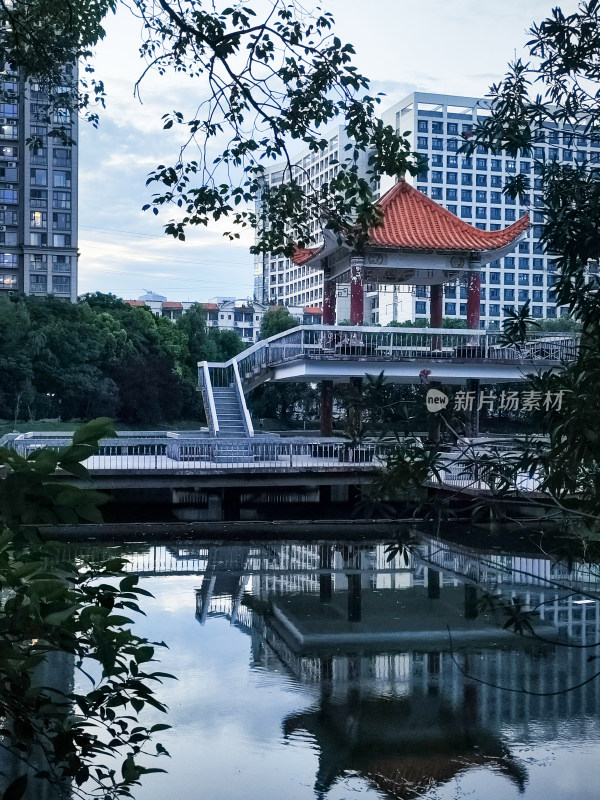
[
  {"xmin": 464, "ymin": 584, "xmax": 478, "ymax": 619},
  {"xmin": 320, "ymin": 380, "xmax": 334, "ymax": 437},
  {"xmin": 350, "ymin": 255, "xmax": 364, "ymax": 326},
  {"xmin": 427, "ymin": 568, "xmax": 441, "ymax": 599},
  {"xmin": 323, "ymin": 275, "xmax": 336, "ymax": 325},
  {"xmin": 466, "ymin": 271, "xmax": 481, "ymax": 331}
]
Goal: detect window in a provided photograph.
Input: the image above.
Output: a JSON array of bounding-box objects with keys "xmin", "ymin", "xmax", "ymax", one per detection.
[
  {"xmin": 30, "ymin": 125, "xmax": 46, "ymax": 145},
  {"xmin": 417, "ymin": 120, "xmax": 428, "ymax": 132},
  {"xmin": 489, "ymin": 272, "xmax": 500, "ymax": 284},
  {"xmin": 461, "ymin": 189, "xmax": 472, "ymax": 201},
  {"xmin": 476, "ymin": 190, "xmax": 487, "ymax": 203},
  {"xmin": 446, "ymin": 171, "xmax": 457, "ymax": 184},
  {"xmin": 446, "ymin": 155, "xmax": 458, "ymax": 168},
  {"xmin": 476, "ymin": 174, "xmax": 487, "ymax": 186},
  {"xmin": 447, "ymin": 122, "xmax": 458, "ymax": 135},
  {"xmin": 31, "ymin": 147, "xmax": 46, "ymax": 166},
  {"xmin": 461, "ymin": 173, "xmax": 472, "ymax": 185},
  {"xmin": 476, "ymin": 207, "xmax": 487, "ymax": 219},
  {"xmin": 490, "ymin": 207, "xmax": 501, "ymax": 220},
  {"xmin": 445, "ymin": 285, "xmax": 456, "ymax": 298},
  {"xmin": 504, "ymin": 272, "xmax": 515, "ymax": 284},
  {"xmin": 0, "ymin": 145, "xmax": 17, "ymax": 159},
  {"xmin": 447, "ymin": 138, "xmax": 458, "ymax": 151},
  {"xmin": 506, "ymin": 159, "xmax": 516, "ymax": 173},
  {"xmin": 0, "ymin": 210, "xmax": 17, "ymax": 225},
  {"xmin": 0, "ymin": 103, "xmax": 17, "ymax": 118},
  {"xmin": 430, "ymin": 187, "xmax": 442, "ymax": 199},
  {"xmin": 505, "ymin": 209, "xmax": 516, "ymax": 221},
  {"xmin": 489, "ymin": 176, "xmax": 502, "ymax": 189},
  {"xmin": 0, "ymin": 273, "xmax": 17, "ymax": 288},
  {"xmin": 518, "ymin": 273, "xmax": 529, "ymax": 286},
  {"xmin": 30, "ymin": 254, "xmax": 47, "ymax": 271},
  {"xmin": 446, "ymin": 188, "xmax": 457, "ymax": 200},
  {"xmin": 532, "ymin": 305, "xmax": 543, "ymax": 318},
  {"xmin": 417, "ymin": 136, "xmax": 428, "ymax": 148},
  {"xmin": 491, "ymin": 159, "xmax": 502, "ymax": 171},
  {"xmin": 53, "ymin": 148, "xmax": 71, "ymax": 167},
  {"xmin": 30, "ymin": 211, "xmax": 46, "ymax": 228},
  {"xmin": 488, "ymin": 304, "xmax": 500, "ymax": 316},
  {"xmin": 0, "ymin": 124, "xmax": 18, "ymax": 139},
  {"xmin": 415, "ymin": 301, "xmax": 426, "ymax": 315},
  {"xmin": 460, "ymin": 304, "xmax": 466, "ymax": 315},
  {"xmin": 532, "ymin": 290, "xmax": 543, "ymax": 302},
  {"xmin": 504, "ymin": 289, "xmax": 514, "ymax": 301},
  {"xmin": 30, "ymin": 168, "xmax": 47, "ymax": 186},
  {"xmin": 432, "ymin": 138, "xmax": 443, "ymax": 150},
  {"xmin": 53, "ymin": 170, "xmax": 71, "ymax": 188},
  {"xmin": 52, "ymin": 108, "xmax": 71, "ymax": 125},
  {"xmin": 53, "ymin": 191, "xmax": 70, "ymax": 209},
  {"xmin": 52, "ymin": 212, "xmax": 71, "ymax": 230},
  {"xmin": 30, "ymin": 189, "xmax": 47, "ymax": 208},
  {"xmin": 0, "ymin": 231, "xmax": 17, "ymax": 245},
  {"xmin": 447, "ymin": 204, "xmax": 457, "ymax": 214},
  {"xmin": 0, "ymin": 253, "xmax": 17, "ymax": 267},
  {"xmin": 431, "ymin": 171, "xmax": 443, "ymax": 183},
  {"xmin": 520, "ymin": 161, "xmax": 531, "ymax": 173},
  {"xmin": 0, "ymin": 166, "xmax": 17, "ymax": 181},
  {"xmin": 30, "ymin": 232, "xmax": 47, "ymax": 246},
  {"xmin": 460, "ymin": 205, "xmax": 472, "ymax": 218},
  {"xmin": 532, "ymin": 274, "xmax": 543, "ymax": 286},
  {"xmin": 445, "ymin": 302, "xmax": 456, "ymax": 315},
  {"xmin": 489, "ymin": 288, "xmax": 500, "ymax": 300},
  {"xmin": 52, "ymin": 275, "xmax": 71, "ymax": 293},
  {"xmin": 0, "ymin": 188, "xmax": 17, "ymax": 204},
  {"xmin": 476, "ymin": 158, "xmax": 487, "ymax": 170},
  {"xmin": 431, "ymin": 121, "xmax": 443, "ymax": 133},
  {"xmin": 52, "ymin": 233, "xmax": 71, "ymax": 247},
  {"xmin": 462, "ymin": 157, "xmax": 473, "ymax": 170}
]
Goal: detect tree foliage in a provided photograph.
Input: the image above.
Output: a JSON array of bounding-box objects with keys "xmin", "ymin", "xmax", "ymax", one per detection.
[
  {"xmin": 0, "ymin": 418, "xmax": 172, "ymax": 800},
  {"xmin": 0, "ymin": 0, "xmax": 424, "ymax": 254},
  {"xmin": 258, "ymin": 305, "xmax": 298, "ymax": 340},
  {"xmin": 0, "ymin": 294, "xmax": 248, "ymax": 426}
]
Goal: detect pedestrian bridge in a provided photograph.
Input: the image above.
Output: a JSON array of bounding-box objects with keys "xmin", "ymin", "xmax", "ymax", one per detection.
[{"xmin": 198, "ymin": 325, "xmax": 579, "ymax": 437}]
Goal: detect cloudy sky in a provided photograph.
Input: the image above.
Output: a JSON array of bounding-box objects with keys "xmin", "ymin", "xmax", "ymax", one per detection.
[{"xmin": 78, "ymin": 0, "xmax": 573, "ymax": 302}]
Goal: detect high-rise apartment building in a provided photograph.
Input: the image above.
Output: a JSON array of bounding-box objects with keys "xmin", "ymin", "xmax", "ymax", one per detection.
[
  {"xmin": 255, "ymin": 91, "xmax": 582, "ymax": 327},
  {"xmin": 254, "ymin": 125, "xmax": 370, "ymax": 309},
  {"xmin": 0, "ymin": 68, "xmax": 78, "ymax": 300},
  {"xmin": 381, "ymin": 91, "xmax": 573, "ymax": 328}
]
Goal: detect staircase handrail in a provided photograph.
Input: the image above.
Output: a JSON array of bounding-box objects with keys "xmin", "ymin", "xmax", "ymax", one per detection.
[
  {"xmin": 232, "ymin": 359, "xmax": 254, "ymax": 437},
  {"xmin": 198, "ymin": 360, "xmax": 220, "ymax": 436}
]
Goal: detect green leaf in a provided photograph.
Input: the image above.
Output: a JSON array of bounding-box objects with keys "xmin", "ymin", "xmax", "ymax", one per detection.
[{"xmin": 2, "ymin": 775, "xmax": 28, "ymax": 800}]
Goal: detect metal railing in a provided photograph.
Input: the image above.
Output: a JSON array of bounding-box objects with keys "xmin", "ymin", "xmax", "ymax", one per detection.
[
  {"xmin": 1, "ymin": 434, "xmax": 389, "ymax": 473},
  {"xmin": 198, "ymin": 325, "xmax": 580, "ymax": 395}
]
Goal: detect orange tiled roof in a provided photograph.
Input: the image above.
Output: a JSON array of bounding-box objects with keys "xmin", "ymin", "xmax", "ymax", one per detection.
[
  {"xmin": 371, "ymin": 179, "xmax": 529, "ymax": 251},
  {"xmin": 291, "ymin": 179, "xmax": 528, "ymax": 264},
  {"xmin": 125, "ymin": 299, "xmax": 145, "ymax": 306},
  {"xmin": 201, "ymin": 302, "xmax": 219, "ymax": 310},
  {"xmin": 293, "ymin": 245, "xmax": 322, "ymax": 266},
  {"xmin": 304, "ymin": 306, "xmax": 323, "ymax": 314},
  {"xmin": 162, "ymin": 301, "xmax": 182, "ymax": 309}
]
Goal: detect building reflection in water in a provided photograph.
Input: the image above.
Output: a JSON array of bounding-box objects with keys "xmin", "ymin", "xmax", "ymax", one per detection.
[{"xmin": 185, "ymin": 537, "xmax": 600, "ymax": 799}]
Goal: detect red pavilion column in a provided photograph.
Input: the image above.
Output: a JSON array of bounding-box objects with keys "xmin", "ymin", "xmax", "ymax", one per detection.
[
  {"xmin": 322, "ymin": 275, "xmax": 336, "ymax": 325},
  {"xmin": 430, "ymin": 283, "xmax": 443, "ymax": 328},
  {"xmin": 466, "ymin": 271, "xmax": 481, "ymax": 330},
  {"xmin": 465, "ymin": 270, "xmax": 481, "ymax": 437},
  {"xmin": 321, "ymin": 272, "xmax": 336, "ymax": 437},
  {"xmin": 350, "ymin": 256, "xmax": 364, "ymax": 326}
]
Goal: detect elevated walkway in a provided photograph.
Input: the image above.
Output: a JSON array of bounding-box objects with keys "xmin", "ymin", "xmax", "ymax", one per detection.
[{"xmin": 198, "ymin": 325, "xmax": 579, "ymax": 427}]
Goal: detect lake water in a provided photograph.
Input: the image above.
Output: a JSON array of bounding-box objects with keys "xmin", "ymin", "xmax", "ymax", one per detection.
[{"xmin": 84, "ymin": 534, "xmax": 599, "ymax": 800}]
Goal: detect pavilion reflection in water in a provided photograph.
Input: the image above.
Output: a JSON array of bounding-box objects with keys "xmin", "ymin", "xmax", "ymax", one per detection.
[{"xmin": 188, "ymin": 537, "xmax": 600, "ymax": 799}]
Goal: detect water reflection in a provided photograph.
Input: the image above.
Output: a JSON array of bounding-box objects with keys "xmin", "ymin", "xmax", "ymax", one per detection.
[{"xmin": 83, "ymin": 536, "xmax": 600, "ymax": 798}]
